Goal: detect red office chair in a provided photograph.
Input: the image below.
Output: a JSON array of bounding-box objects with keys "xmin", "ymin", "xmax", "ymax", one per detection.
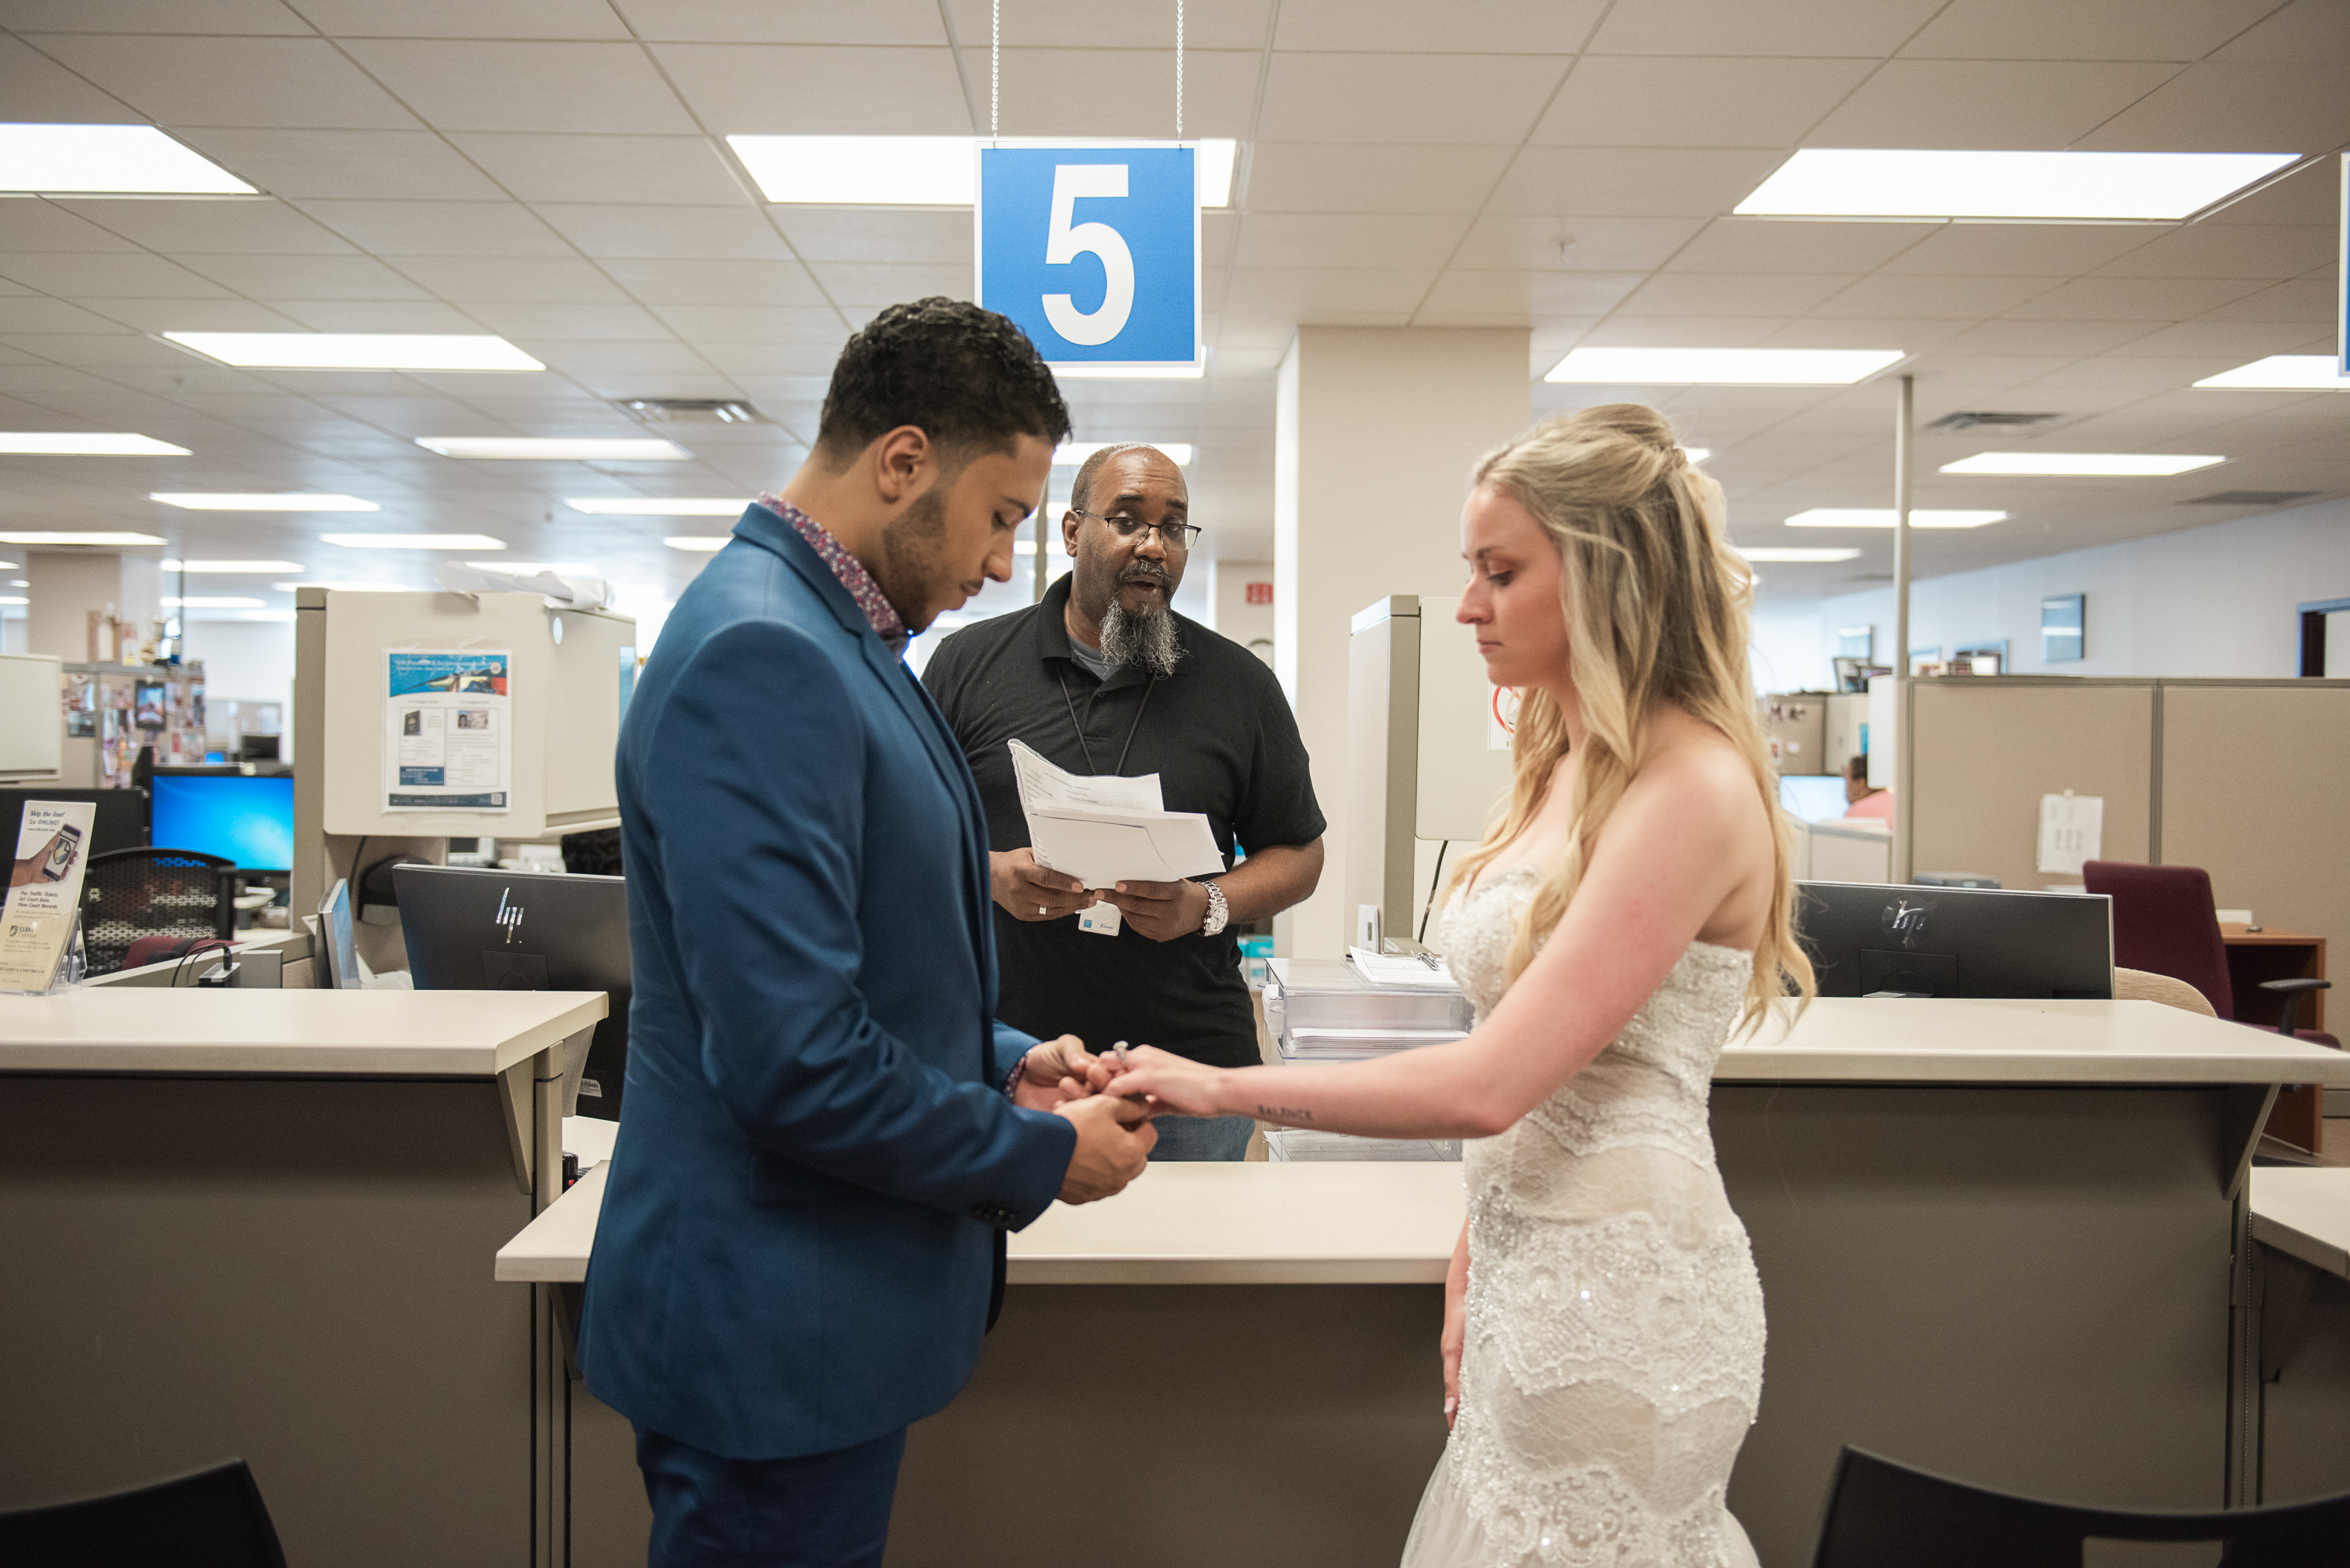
[{"xmin": 2081, "ymin": 860, "xmax": 2334, "ymax": 1048}]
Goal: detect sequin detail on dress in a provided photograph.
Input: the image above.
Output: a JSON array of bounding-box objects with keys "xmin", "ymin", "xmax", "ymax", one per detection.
[{"xmin": 1400, "ymin": 863, "xmax": 1764, "ymax": 1568}]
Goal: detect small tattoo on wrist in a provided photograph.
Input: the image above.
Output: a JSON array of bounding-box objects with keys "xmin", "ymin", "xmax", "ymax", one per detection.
[{"xmin": 1257, "ymin": 1104, "xmax": 1314, "ymax": 1123}]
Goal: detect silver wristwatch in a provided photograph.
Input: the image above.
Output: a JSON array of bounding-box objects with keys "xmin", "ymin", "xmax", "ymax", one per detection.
[{"xmin": 1198, "ymin": 879, "xmax": 1229, "ymax": 937}]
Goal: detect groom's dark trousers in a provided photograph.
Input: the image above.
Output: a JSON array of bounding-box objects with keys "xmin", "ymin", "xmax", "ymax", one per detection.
[{"xmin": 575, "ymin": 506, "xmax": 1076, "ymax": 1564}]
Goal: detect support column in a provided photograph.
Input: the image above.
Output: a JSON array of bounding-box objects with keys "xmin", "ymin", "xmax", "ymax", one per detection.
[
  {"xmin": 24, "ymin": 549, "xmax": 161, "ymax": 663},
  {"xmin": 1274, "ymin": 327, "xmax": 1530, "ymax": 959}
]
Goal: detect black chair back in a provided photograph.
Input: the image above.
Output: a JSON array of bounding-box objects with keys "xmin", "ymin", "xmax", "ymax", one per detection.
[
  {"xmin": 1813, "ymin": 1448, "xmax": 2350, "ymax": 1567},
  {"xmin": 79, "ymin": 847, "xmax": 237, "ymax": 976},
  {"xmin": 0, "ymin": 1458, "xmax": 287, "ymax": 1567}
]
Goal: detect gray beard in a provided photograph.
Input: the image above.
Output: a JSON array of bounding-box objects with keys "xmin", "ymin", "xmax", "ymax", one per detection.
[{"xmin": 1100, "ymin": 598, "xmax": 1184, "ymax": 677}]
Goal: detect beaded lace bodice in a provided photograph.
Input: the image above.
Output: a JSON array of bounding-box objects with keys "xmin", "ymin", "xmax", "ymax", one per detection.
[{"xmin": 1400, "ymin": 863, "xmax": 1764, "ymax": 1568}]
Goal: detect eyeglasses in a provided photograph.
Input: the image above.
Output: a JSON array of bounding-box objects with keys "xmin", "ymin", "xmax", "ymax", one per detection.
[{"xmin": 1071, "ymin": 509, "xmax": 1202, "ymax": 552}]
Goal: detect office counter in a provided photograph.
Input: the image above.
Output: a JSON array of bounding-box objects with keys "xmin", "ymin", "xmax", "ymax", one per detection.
[
  {"xmin": 0, "ymin": 989, "xmax": 603, "ymax": 1568},
  {"xmin": 501, "ymin": 999, "xmax": 2350, "ymax": 1568}
]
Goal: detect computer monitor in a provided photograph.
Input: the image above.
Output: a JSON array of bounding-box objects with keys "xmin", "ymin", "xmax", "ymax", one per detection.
[
  {"xmin": 0, "ymin": 788, "xmax": 146, "ymax": 858},
  {"xmin": 1795, "ymin": 880, "xmax": 2113, "ymax": 999},
  {"xmin": 317, "ymin": 877, "xmax": 360, "ymax": 990},
  {"xmin": 1778, "ymin": 774, "xmax": 1849, "ymax": 823},
  {"xmin": 395, "ymin": 865, "xmax": 631, "ymax": 1120},
  {"xmin": 149, "ymin": 771, "xmax": 295, "ymax": 873}
]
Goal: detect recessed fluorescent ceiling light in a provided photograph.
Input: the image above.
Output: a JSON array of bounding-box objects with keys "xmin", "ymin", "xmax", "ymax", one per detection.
[
  {"xmin": 164, "ymin": 596, "xmax": 266, "ymax": 609},
  {"xmin": 165, "ymin": 333, "xmax": 543, "ymax": 371},
  {"xmin": 273, "ymin": 581, "xmax": 410, "ymax": 592},
  {"xmin": 0, "ymin": 432, "xmax": 190, "ymax": 455},
  {"xmin": 161, "ymin": 559, "xmax": 303, "ymax": 573},
  {"xmin": 1734, "ymin": 547, "xmax": 1861, "ymax": 562},
  {"xmin": 1735, "ymin": 150, "xmax": 2298, "ymax": 221},
  {"xmin": 0, "ymin": 596, "xmax": 22, "ymax": 605},
  {"xmin": 1052, "ymin": 361, "xmax": 1206, "ymax": 379},
  {"xmin": 464, "ymin": 561, "xmax": 599, "ymax": 575},
  {"xmin": 419, "ymin": 437, "xmax": 690, "ymax": 461},
  {"xmin": 1682, "ymin": 447, "xmax": 1712, "ymax": 462},
  {"xmin": 727, "ymin": 135, "xmax": 1238, "ymax": 208},
  {"xmin": 0, "ymin": 122, "xmax": 255, "ymax": 195},
  {"xmin": 1545, "ymin": 348, "xmax": 1904, "ymax": 385},
  {"xmin": 2193, "ymin": 356, "xmax": 2350, "ymax": 390},
  {"xmin": 0, "ymin": 530, "xmax": 168, "ymax": 545},
  {"xmin": 1052, "ymin": 442, "xmax": 1195, "ymax": 465},
  {"xmin": 150, "ymin": 492, "xmax": 378, "ymax": 511},
  {"xmin": 663, "ymin": 536, "xmax": 730, "ymax": 552},
  {"xmin": 1785, "ymin": 509, "xmax": 2008, "ymax": 529},
  {"xmin": 322, "ymin": 533, "xmax": 505, "ymax": 550},
  {"xmin": 566, "ymin": 497, "xmax": 747, "ymax": 515},
  {"xmin": 1940, "ymin": 453, "xmax": 2225, "ymax": 476}
]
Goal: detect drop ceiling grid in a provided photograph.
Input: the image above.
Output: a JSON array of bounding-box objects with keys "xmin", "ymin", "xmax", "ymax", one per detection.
[{"xmin": 0, "ymin": 2, "xmax": 2337, "ymax": 596}]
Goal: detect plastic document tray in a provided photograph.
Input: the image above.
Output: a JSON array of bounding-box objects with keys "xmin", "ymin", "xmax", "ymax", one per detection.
[
  {"xmin": 1265, "ymin": 958, "xmax": 1472, "ymax": 1035},
  {"xmin": 1279, "ymin": 1026, "xmax": 1466, "ymax": 1061},
  {"xmin": 1264, "ymin": 1129, "xmax": 1463, "ymax": 1162}
]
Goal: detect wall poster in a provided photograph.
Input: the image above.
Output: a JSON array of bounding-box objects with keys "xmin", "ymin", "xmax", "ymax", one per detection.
[{"xmin": 384, "ymin": 650, "xmax": 512, "ymax": 812}]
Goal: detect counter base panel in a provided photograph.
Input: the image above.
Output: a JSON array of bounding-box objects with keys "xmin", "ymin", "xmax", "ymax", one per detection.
[
  {"xmin": 0, "ymin": 1075, "xmax": 534, "ymax": 1567},
  {"xmin": 2256, "ymin": 1249, "xmax": 2350, "ymax": 1505}
]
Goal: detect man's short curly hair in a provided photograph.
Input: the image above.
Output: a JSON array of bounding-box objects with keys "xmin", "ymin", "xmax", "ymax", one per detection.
[{"xmin": 815, "ymin": 298, "xmax": 1072, "ymax": 468}]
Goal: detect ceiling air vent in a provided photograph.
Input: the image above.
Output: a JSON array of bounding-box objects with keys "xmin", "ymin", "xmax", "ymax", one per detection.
[
  {"xmin": 2184, "ymin": 490, "xmax": 2321, "ymax": 507},
  {"xmin": 616, "ymin": 398, "xmax": 766, "ymax": 425},
  {"xmin": 1924, "ymin": 411, "xmax": 2062, "ymax": 433}
]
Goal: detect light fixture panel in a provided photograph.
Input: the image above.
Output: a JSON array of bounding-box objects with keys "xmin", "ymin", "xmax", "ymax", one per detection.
[
  {"xmin": 165, "ymin": 333, "xmax": 543, "ymax": 372},
  {"xmin": 1939, "ymin": 453, "xmax": 2225, "ymax": 477},
  {"xmin": 1784, "ymin": 508, "xmax": 2008, "ymax": 529},
  {"xmin": 0, "ymin": 530, "xmax": 169, "ymax": 545},
  {"xmin": 150, "ymin": 492, "xmax": 379, "ymax": 511},
  {"xmin": 160, "ymin": 559, "xmax": 305, "ymax": 573},
  {"xmin": 0, "ymin": 432, "xmax": 190, "ymax": 455},
  {"xmin": 1735, "ymin": 149, "xmax": 2299, "ymax": 221},
  {"xmin": 0, "ymin": 123, "xmax": 255, "ymax": 195},
  {"xmin": 566, "ymin": 497, "xmax": 747, "ymax": 515},
  {"xmin": 2192, "ymin": 356, "xmax": 2350, "ymax": 390},
  {"xmin": 663, "ymin": 537, "xmax": 730, "ymax": 553},
  {"xmin": 323, "ymin": 533, "xmax": 507, "ymax": 550},
  {"xmin": 1052, "ymin": 442, "xmax": 1195, "ymax": 465},
  {"xmin": 1734, "ymin": 547, "xmax": 1861, "ymax": 562},
  {"xmin": 421, "ymin": 437, "xmax": 691, "ymax": 461},
  {"xmin": 730, "ymin": 135, "xmax": 1238, "ymax": 208},
  {"xmin": 1545, "ymin": 348, "xmax": 1904, "ymax": 385}
]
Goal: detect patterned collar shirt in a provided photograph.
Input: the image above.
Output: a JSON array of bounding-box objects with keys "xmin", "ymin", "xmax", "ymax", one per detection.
[{"xmin": 755, "ymin": 492, "xmax": 908, "ymax": 656}]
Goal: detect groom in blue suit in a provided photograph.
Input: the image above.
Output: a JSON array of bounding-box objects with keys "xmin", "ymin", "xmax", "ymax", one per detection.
[{"xmin": 578, "ymin": 299, "xmax": 1156, "ymax": 1566}]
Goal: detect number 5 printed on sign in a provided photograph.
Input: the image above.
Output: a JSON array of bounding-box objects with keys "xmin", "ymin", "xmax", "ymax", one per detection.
[{"xmin": 1043, "ymin": 164, "xmax": 1133, "ymax": 346}]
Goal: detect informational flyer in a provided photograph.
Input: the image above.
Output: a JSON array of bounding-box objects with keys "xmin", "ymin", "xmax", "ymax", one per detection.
[
  {"xmin": 2036, "ymin": 792, "xmax": 2104, "ymax": 876},
  {"xmin": 0, "ymin": 800, "xmax": 97, "ymax": 993},
  {"xmin": 385, "ymin": 649, "xmax": 512, "ymax": 812}
]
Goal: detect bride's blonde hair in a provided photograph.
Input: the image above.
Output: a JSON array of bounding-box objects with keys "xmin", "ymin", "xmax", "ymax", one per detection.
[{"xmin": 1444, "ymin": 404, "xmax": 1813, "ymax": 1035}]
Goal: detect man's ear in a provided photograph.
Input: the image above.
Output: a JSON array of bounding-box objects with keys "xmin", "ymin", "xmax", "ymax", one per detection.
[
  {"xmin": 1061, "ymin": 509, "xmax": 1081, "ymax": 555},
  {"xmin": 870, "ymin": 425, "xmax": 934, "ymax": 507}
]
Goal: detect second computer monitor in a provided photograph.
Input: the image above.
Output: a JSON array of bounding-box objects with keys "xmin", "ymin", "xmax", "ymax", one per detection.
[
  {"xmin": 395, "ymin": 864, "xmax": 631, "ymax": 1119},
  {"xmin": 150, "ymin": 771, "xmax": 295, "ymax": 872},
  {"xmin": 1795, "ymin": 880, "xmax": 2114, "ymax": 1000}
]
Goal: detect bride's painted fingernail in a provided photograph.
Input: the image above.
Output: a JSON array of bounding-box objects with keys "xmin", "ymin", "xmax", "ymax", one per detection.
[{"xmin": 1443, "ymin": 1397, "xmax": 1457, "ymax": 1419}]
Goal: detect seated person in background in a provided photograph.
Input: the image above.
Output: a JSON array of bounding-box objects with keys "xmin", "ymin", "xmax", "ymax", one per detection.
[{"xmin": 1842, "ymin": 753, "xmax": 1893, "ymax": 819}]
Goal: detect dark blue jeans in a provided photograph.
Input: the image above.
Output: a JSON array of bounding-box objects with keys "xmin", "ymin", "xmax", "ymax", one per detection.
[{"xmin": 634, "ymin": 1422, "xmax": 908, "ymax": 1568}]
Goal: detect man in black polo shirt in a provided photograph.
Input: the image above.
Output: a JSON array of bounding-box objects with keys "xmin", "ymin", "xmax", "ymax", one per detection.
[{"xmin": 922, "ymin": 443, "xmax": 1325, "ymax": 1160}]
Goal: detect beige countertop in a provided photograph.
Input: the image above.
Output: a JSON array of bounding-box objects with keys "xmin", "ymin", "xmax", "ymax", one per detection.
[
  {"xmin": 0, "ymin": 988, "xmax": 607, "ymax": 1077},
  {"xmin": 2251, "ymin": 1166, "xmax": 2350, "ymax": 1280}
]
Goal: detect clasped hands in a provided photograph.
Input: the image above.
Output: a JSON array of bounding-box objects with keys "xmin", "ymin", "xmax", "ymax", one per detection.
[
  {"xmin": 1013, "ymin": 1033, "xmax": 1227, "ymax": 1204},
  {"xmin": 989, "ymin": 847, "xmax": 1207, "ymax": 941}
]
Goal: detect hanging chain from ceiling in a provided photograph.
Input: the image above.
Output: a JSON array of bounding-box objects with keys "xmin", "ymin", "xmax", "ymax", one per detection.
[
  {"xmin": 991, "ymin": 0, "xmax": 1000, "ymax": 139},
  {"xmin": 1176, "ymin": 0, "xmax": 1185, "ymax": 136}
]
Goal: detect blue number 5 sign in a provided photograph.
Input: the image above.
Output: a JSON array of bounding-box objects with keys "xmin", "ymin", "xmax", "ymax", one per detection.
[{"xmin": 976, "ymin": 144, "xmax": 1199, "ymax": 372}]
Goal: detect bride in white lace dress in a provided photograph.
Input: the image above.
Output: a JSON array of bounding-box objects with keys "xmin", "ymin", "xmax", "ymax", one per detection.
[{"xmin": 1107, "ymin": 405, "xmax": 1814, "ymax": 1566}]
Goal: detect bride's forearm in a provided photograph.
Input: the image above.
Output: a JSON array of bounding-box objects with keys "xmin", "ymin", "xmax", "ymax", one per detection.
[{"xmin": 1208, "ymin": 1040, "xmax": 1514, "ymax": 1140}]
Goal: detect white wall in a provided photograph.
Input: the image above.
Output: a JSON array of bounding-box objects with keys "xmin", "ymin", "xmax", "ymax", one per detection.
[
  {"xmin": 1216, "ymin": 558, "xmax": 1275, "ymax": 661},
  {"xmin": 184, "ymin": 616, "xmax": 296, "ymax": 760},
  {"xmin": 1760, "ymin": 495, "xmax": 2350, "ymax": 688},
  {"xmin": 1749, "ymin": 601, "xmax": 1828, "ymax": 694}
]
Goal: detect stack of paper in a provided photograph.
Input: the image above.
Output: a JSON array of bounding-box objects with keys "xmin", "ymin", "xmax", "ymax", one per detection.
[
  {"xmin": 1264, "ymin": 1129, "xmax": 1463, "ymax": 1162},
  {"xmin": 1008, "ymin": 739, "xmax": 1224, "ymax": 887},
  {"xmin": 1347, "ymin": 945, "xmax": 1457, "ymax": 988}
]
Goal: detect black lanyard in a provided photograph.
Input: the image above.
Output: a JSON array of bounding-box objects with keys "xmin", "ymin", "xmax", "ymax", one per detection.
[{"xmin": 1054, "ymin": 663, "xmax": 1155, "ymax": 779}]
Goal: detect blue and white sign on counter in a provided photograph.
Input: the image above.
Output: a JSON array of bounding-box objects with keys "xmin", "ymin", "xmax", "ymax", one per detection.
[{"xmin": 976, "ymin": 143, "xmax": 1201, "ymax": 375}]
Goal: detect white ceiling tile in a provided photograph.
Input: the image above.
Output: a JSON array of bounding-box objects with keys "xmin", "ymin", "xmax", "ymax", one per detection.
[
  {"xmin": 52, "ymin": 298, "xmax": 302, "ymax": 332},
  {"xmin": 289, "ymin": 201, "xmax": 574, "ymax": 257},
  {"xmin": 530, "ymin": 205, "xmax": 790, "ymax": 261},
  {"xmin": 1533, "ymin": 56, "xmax": 1872, "ymax": 148},
  {"xmin": 1576, "ymin": 316, "xmax": 1788, "ymax": 347},
  {"xmin": 1758, "ymin": 316, "xmax": 1969, "ymax": 351},
  {"xmin": 694, "ymin": 342, "xmax": 850, "ymax": 377},
  {"xmin": 2088, "ymin": 223, "xmax": 2334, "ymax": 280},
  {"xmin": 2196, "ymin": 161, "xmax": 2338, "ymax": 225},
  {"xmin": 803, "ymin": 261, "xmax": 973, "ymax": 308},
  {"xmin": 2072, "ymin": 62, "xmax": 2350, "ymax": 154},
  {"xmin": 1241, "ymin": 143, "xmax": 1512, "ymax": 215},
  {"xmin": 2018, "ymin": 355, "xmax": 2240, "ymax": 388},
  {"xmin": 597, "ymin": 257, "xmax": 831, "ymax": 305},
  {"xmin": 290, "ymin": 0, "xmax": 633, "ymax": 38},
  {"xmin": 1900, "ymin": 0, "xmax": 2278, "ymax": 60},
  {"xmin": 0, "ymin": 298, "xmax": 145, "ymax": 334},
  {"xmin": 1416, "ymin": 269, "xmax": 1644, "ymax": 320},
  {"xmin": 1254, "ymin": 55, "xmax": 1567, "ymax": 145},
  {"xmin": 1448, "ymin": 215, "xmax": 1705, "ymax": 272},
  {"xmin": 3, "ymin": 0, "xmax": 308, "ymax": 31},
  {"xmin": 182, "ymin": 254, "xmax": 435, "ymax": 301},
  {"xmin": 649, "ymin": 304, "xmax": 849, "ymax": 342},
  {"xmin": 1663, "ymin": 219, "xmax": 1936, "ymax": 275},
  {"xmin": 1589, "ymin": 0, "xmax": 1944, "ymax": 56},
  {"xmin": 31, "ymin": 36, "xmax": 421, "ymax": 129},
  {"xmin": 461, "ymin": 302, "xmax": 677, "ymax": 341},
  {"xmin": 1875, "ymin": 225, "xmax": 2162, "ymax": 276},
  {"xmin": 768, "ymin": 209, "xmax": 969, "ymax": 265},
  {"xmin": 2101, "ymin": 320, "xmax": 2326, "ymax": 358},
  {"xmin": 175, "ymin": 130, "xmax": 510, "ymax": 201},
  {"xmin": 0, "ymin": 203, "xmax": 146, "ymax": 254},
  {"xmin": 628, "ymin": 0, "xmax": 952, "ymax": 45},
  {"xmin": 1485, "ymin": 147, "xmax": 1788, "ymax": 218},
  {"xmin": 392, "ymin": 255, "xmax": 632, "ymax": 302},
  {"xmin": 1231, "ymin": 214, "xmax": 1470, "ymax": 270},
  {"xmin": 54, "ymin": 198, "xmax": 359, "ymax": 255},
  {"xmin": 2001, "ymin": 275, "xmax": 2264, "ymax": 320},
  {"xmin": 340, "ymin": 41, "xmax": 700, "ymax": 135},
  {"xmin": 1810, "ymin": 273, "xmax": 2065, "ymax": 320},
  {"xmin": 2194, "ymin": 277, "xmax": 2338, "ymax": 323},
  {"xmin": 0, "ymin": 34, "xmax": 143, "ymax": 121},
  {"xmin": 1620, "ymin": 272, "xmax": 1853, "ymax": 316},
  {"xmin": 1220, "ymin": 267, "xmax": 1435, "ymax": 324},
  {"xmin": 0, "ymin": 251, "xmax": 236, "ymax": 298},
  {"xmin": 943, "ymin": 0, "xmax": 1269, "ymax": 49},
  {"xmin": 270, "ymin": 301, "xmax": 493, "ymax": 333},
  {"xmin": 2210, "ymin": 0, "xmax": 2350, "ymax": 62},
  {"xmin": 1805, "ymin": 60, "xmax": 2184, "ymax": 149},
  {"xmin": 447, "ymin": 134, "xmax": 747, "ymax": 205},
  {"xmin": 1274, "ymin": 0, "xmax": 1605, "ymax": 52},
  {"xmin": 653, "ymin": 44, "xmax": 974, "ymax": 135},
  {"xmin": 957, "ymin": 47, "xmax": 1258, "ymax": 139}
]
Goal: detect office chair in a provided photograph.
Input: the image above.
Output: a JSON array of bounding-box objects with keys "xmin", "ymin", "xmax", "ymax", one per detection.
[
  {"xmin": 1812, "ymin": 1447, "xmax": 2350, "ymax": 1567},
  {"xmin": 0, "ymin": 1458, "xmax": 287, "ymax": 1568},
  {"xmin": 2082, "ymin": 860, "xmax": 2334, "ymax": 1047},
  {"xmin": 79, "ymin": 847, "xmax": 238, "ymax": 977}
]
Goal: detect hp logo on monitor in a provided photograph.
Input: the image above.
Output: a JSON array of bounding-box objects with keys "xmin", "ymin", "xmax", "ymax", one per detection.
[{"xmin": 495, "ymin": 887, "xmax": 524, "ymax": 945}]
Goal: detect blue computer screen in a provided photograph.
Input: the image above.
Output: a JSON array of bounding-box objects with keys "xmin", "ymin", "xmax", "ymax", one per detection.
[
  {"xmin": 150, "ymin": 773, "xmax": 296, "ymax": 871},
  {"xmin": 1778, "ymin": 773, "xmax": 1851, "ymax": 823}
]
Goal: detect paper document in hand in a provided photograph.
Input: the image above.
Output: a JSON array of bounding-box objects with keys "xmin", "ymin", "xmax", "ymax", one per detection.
[
  {"xmin": 1029, "ymin": 804, "xmax": 1225, "ymax": 889},
  {"xmin": 1007, "ymin": 738, "xmax": 1161, "ymax": 814}
]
